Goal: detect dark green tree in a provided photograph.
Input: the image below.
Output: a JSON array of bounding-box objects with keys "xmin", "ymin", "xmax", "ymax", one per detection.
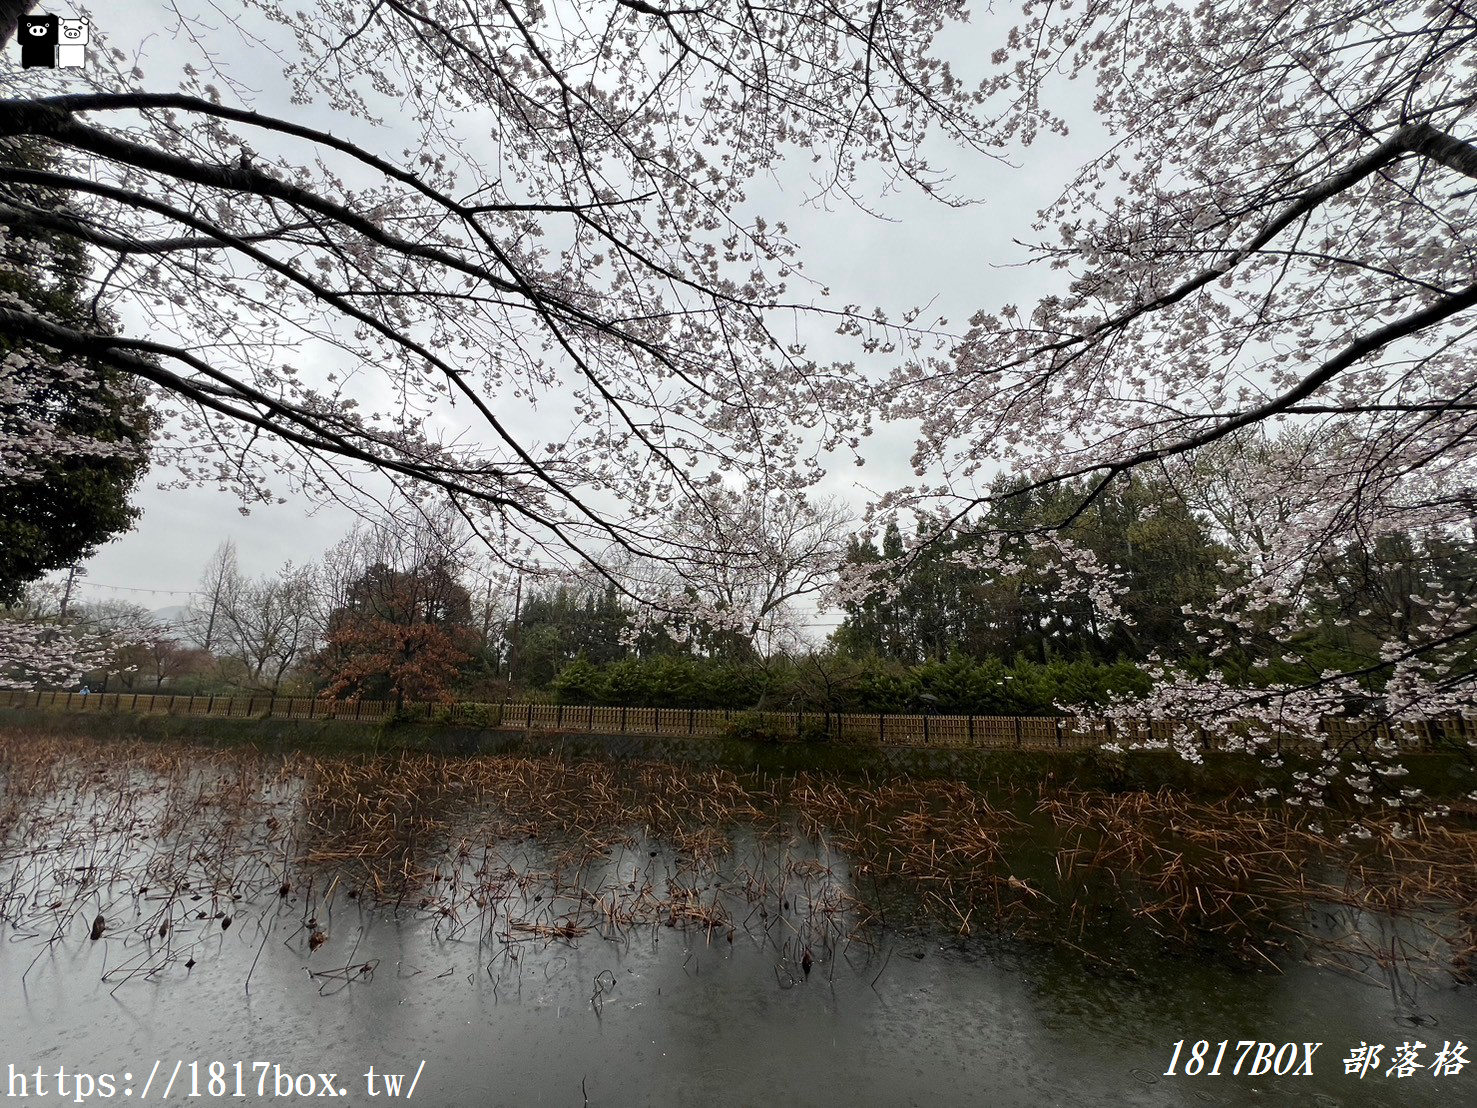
[
  {"xmin": 833, "ymin": 474, "xmax": 1226, "ymax": 665},
  {"xmin": 514, "ymin": 583, "xmax": 639, "ymax": 687},
  {"xmin": 1221, "ymin": 529, "xmax": 1477, "ymax": 704},
  {"xmin": 0, "ymin": 138, "xmax": 151, "ymax": 604}
]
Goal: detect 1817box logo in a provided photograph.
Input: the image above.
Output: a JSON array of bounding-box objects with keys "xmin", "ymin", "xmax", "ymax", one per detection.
[{"xmin": 19, "ymin": 14, "xmax": 89, "ymax": 68}]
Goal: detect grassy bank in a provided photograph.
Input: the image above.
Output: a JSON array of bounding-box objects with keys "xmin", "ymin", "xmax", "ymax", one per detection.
[{"xmin": 6, "ymin": 702, "xmax": 1472, "ymax": 799}]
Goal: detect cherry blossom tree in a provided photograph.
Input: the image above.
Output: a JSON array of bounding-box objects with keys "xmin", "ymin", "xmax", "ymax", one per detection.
[
  {"xmin": 872, "ymin": 0, "xmax": 1477, "ymax": 819},
  {"xmin": 0, "ymin": 0, "xmax": 999, "ymax": 688},
  {"xmin": 0, "ymin": 616, "xmax": 116, "ymax": 690},
  {"xmin": 0, "ymin": 589, "xmax": 143, "ymax": 690},
  {"xmin": 5, "ymin": 0, "xmax": 1472, "ymax": 828},
  {"xmin": 0, "ymin": 0, "xmax": 986, "ymax": 588}
]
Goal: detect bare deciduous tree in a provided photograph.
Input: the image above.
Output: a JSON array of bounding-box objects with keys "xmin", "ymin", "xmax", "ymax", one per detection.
[
  {"xmin": 626, "ymin": 483, "xmax": 853, "ymax": 657},
  {"xmin": 212, "ymin": 564, "xmax": 319, "ymax": 693},
  {"xmin": 185, "ymin": 540, "xmax": 239, "ymax": 653}
]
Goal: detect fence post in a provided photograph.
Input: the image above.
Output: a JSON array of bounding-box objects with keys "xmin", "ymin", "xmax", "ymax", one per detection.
[
  {"xmin": 557, "ymin": 704, "xmax": 564, "ymax": 729},
  {"xmin": 879, "ymin": 712, "xmax": 884, "ymax": 743},
  {"xmin": 1056, "ymin": 717, "xmax": 1064, "ymax": 748},
  {"xmin": 1014, "ymin": 715, "xmax": 1022, "ymax": 749},
  {"xmin": 588, "ymin": 705, "xmax": 594, "ymax": 731},
  {"xmin": 968, "ymin": 714, "xmax": 975, "ymax": 744},
  {"xmin": 621, "ymin": 705, "xmax": 628, "ymax": 732},
  {"xmin": 308, "ymin": 698, "xmax": 316, "ymax": 719},
  {"xmin": 922, "ymin": 714, "xmax": 929, "ymax": 744},
  {"xmin": 689, "ymin": 707, "xmax": 695, "ymax": 735},
  {"xmin": 527, "ymin": 702, "xmax": 534, "ymax": 729}
]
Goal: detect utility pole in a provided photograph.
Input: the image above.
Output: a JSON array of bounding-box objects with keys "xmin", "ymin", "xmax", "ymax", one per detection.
[
  {"xmin": 58, "ymin": 564, "xmax": 85, "ymax": 622},
  {"xmin": 480, "ymin": 575, "xmax": 495, "ymax": 645},
  {"xmin": 508, "ymin": 572, "xmax": 522, "ymax": 683}
]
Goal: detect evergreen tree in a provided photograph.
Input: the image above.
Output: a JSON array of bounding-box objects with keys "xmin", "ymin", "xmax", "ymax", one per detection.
[
  {"xmin": 0, "ymin": 138, "xmax": 151, "ymax": 603},
  {"xmin": 834, "ymin": 475, "xmax": 1226, "ymax": 665}
]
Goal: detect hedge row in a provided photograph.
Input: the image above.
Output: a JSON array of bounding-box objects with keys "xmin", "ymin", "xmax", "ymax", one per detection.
[{"xmin": 549, "ymin": 653, "xmax": 1153, "ymax": 715}]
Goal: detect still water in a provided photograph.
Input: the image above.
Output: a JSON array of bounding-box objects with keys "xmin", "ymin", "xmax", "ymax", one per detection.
[
  {"xmin": 0, "ymin": 739, "xmax": 1472, "ymax": 1106},
  {"xmin": 5, "ymin": 858, "xmax": 1473, "ymax": 1105}
]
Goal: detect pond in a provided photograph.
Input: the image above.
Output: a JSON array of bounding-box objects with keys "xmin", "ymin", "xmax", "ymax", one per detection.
[{"xmin": 0, "ymin": 730, "xmax": 1472, "ymax": 1105}]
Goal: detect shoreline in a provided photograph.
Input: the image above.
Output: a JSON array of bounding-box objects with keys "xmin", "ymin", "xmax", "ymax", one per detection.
[{"xmin": 4, "ymin": 703, "xmax": 1472, "ymax": 799}]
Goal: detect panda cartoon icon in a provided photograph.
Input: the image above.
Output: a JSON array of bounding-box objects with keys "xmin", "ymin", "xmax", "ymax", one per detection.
[
  {"xmin": 19, "ymin": 14, "xmax": 59, "ymax": 68},
  {"xmin": 57, "ymin": 17, "xmax": 89, "ymax": 67}
]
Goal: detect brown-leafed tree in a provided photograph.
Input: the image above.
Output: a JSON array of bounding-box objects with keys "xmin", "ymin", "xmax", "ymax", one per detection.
[{"xmin": 315, "ymin": 558, "xmax": 476, "ymax": 708}]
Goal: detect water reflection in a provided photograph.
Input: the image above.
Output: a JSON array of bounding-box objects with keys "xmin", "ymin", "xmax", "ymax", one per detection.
[{"xmin": 0, "ymin": 733, "xmax": 1473, "ymax": 1105}]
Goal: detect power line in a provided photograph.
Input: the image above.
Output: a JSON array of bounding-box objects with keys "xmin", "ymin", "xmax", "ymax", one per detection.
[
  {"xmin": 70, "ymin": 584, "xmax": 851, "ymax": 625},
  {"xmin": 75, "ymin": 581, "xmax": 201, "ymax": 597}
]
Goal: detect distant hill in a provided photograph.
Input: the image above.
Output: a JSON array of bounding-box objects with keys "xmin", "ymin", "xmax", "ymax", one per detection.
[{"xmin": 148, "ymin": 605, "xmax": 192, "ymax": 634}]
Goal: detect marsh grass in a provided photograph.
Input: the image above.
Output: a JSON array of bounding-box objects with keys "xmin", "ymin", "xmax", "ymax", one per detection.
[{"xmin": 0, "ymin": 727, "xmax": 1473, "ymax": 992}]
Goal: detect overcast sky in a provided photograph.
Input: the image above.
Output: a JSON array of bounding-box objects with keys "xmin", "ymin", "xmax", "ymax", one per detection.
[{"xmin": 13, "ymin": 2, "xmax": 1103, "ymax": 618}]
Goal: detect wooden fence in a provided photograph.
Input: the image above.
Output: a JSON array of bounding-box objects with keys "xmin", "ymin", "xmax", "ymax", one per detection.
[{"xmin": 2, "ymin": 689, "xmax": 1472, "ymax": 753}]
